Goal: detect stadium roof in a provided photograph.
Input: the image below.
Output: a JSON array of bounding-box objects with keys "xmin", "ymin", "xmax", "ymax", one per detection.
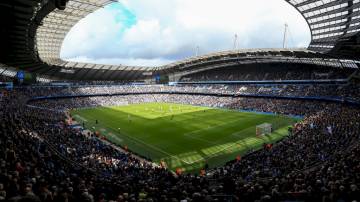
[
  {"xmin": 0, "ymin": 0, "xmax": 359, "ymax": 81},
  {"xmin": 286, "ymin": 0, "xmax": 360, "ymax": 57},
  {"xmin": 161, "ymin": 48, "xmax": 359, "ymax": 78}
]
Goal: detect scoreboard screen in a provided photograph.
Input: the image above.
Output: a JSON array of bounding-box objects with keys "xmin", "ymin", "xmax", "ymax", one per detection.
[
  {"xmin": 17, "ymin": 71, "xmax": 25, "ymax": 80},
  {"xmin": 15, "ymin": 71, "xmax": 36, "ymax": 84},
  {"xmin": 155, "ymin": 74, "xmax": 169, "ymax": 84}
]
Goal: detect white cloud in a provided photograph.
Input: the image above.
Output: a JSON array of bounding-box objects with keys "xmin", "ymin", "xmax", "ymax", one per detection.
[
  {"xmin": 67, "ymin": 56, "xmax": 173, "ymax": 67},
  {"xmin": 61, "ymin": 0, "xmax": 311, "ymax": 66},
  {"xmin": 61, "ymin": 6, "xmax": 124, "ymax": 59}
]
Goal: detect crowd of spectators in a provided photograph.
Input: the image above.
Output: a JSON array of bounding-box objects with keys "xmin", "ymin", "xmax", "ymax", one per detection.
[
  {"xmin": 1, "ymin": 85, "xmax": 360, "ymax": 201},
  {"xmin": 214, "ymin": 107, "xmax": 360, "ymax": 201},
  {"xmin": 30, "ymin": 94, "xmax": 339, "ymax": 118},
  {"xmin": 230, "ymin": 84, "xmax": 360, "ymax": 98},
  {"xmin": 18, "ymin": 82, "xmax": 360, "ymax": 103},
  {"xmin": 180, "ymin": 65, "xmax": 355, "ymax": 82}
]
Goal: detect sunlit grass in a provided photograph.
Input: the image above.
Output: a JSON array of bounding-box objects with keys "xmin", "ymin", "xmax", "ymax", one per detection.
[{"xmin": 71, "ymin": 103, "xmax": 299, "ymax": 173}]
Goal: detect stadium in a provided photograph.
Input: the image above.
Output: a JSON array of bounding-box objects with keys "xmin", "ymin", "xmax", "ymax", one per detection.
[{"xmin": 0, "ymin": 0, "xmax": 360, "ymax": 201}]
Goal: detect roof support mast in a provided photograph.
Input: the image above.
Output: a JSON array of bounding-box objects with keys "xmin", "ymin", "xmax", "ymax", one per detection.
[
  {"xmin": 283, "ymin": 23, "xmax": 288, "ymax": 49},
  {"xmin": 233, "ymin": 34, "xmax": 238, "ymax": 50},
  {"xmin": 195, "ymin": 46, "xmax": 200, "ymax": 57}
]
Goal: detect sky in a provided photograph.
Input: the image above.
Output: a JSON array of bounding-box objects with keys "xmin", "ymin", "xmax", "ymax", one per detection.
[{"xmin": 60, "ymin": 0, "xmax": 311, "ymax": 67}]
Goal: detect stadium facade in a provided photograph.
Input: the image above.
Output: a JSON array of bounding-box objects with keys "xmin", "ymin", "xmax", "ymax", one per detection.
[{"xmin": 0, "ymin": 0, "xmax": 359, "ymax": 82}]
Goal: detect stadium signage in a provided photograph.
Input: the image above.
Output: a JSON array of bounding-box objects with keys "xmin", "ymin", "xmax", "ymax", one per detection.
[{"xmin": 142, "ymin": 72, "xmax": 153, "ymax": 76}]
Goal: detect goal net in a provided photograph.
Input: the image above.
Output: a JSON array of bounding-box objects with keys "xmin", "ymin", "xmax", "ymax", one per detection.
[{"xmin": 256, "ymin": 123, "xmax": 272, "ymax": 136}]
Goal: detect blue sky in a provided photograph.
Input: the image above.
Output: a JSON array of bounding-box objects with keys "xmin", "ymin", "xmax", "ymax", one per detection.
[
  {"xmin": 107, "ymin": 3, "xmax": 136, "ymax": 34},
  {"xmin": 61, "ymin": 0, "xmax": 311, "ymax": 66}
]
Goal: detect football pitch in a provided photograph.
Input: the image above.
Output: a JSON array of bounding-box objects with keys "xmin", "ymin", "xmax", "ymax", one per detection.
[{"xmin": 71, "ymin": 102, "xmax": 299, "ymax": 173}]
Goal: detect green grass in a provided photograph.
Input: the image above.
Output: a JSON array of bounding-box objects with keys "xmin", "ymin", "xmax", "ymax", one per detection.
[{"xmin": 71, "ymin": 102, "xmax": 300, "ymax": 173}]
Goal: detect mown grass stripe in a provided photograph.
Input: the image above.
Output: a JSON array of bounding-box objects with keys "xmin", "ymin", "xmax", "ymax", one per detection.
[{"xmin": 71, "ymin": 103, "xmax": 299, "ymax": 173}]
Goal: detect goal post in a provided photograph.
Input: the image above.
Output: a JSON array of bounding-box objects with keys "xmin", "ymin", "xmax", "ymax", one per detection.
[{"xmin": 256, "ymin": 123, "xmax": 272, "ymax": 136}]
